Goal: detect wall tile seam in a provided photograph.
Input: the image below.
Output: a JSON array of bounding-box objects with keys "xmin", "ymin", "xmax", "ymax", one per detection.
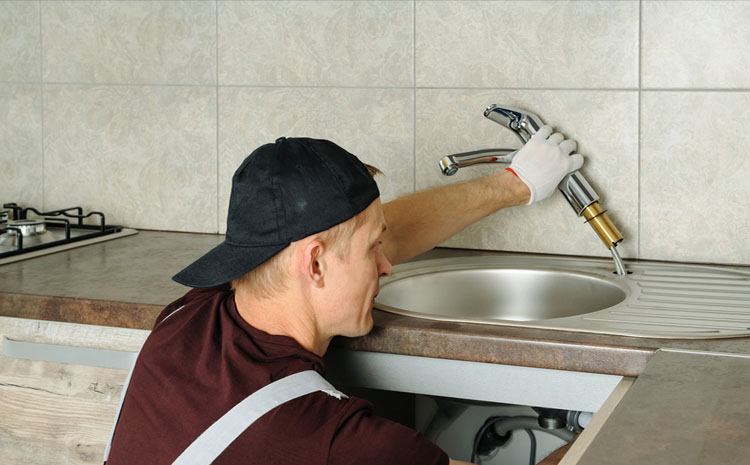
[
  {"xmin": 30, "ymin": 82, "xmax": 418, "ymax": 90},
  {"xmin": 38, "ymin": 0, "xmax": 44, "ymax": 211},
  {"xmin": 11, "ymin": 82, "xmax": 750, "ymax": 93},
  {"xmin": 32, "ymin": 82, "xmax": 222, "ymax": 89},
  {"xmin": 637, "ymin": 0, "xmax": 642, "ymax": 260},
  {"xmin": 641, "ymin": 88, "xmax": 750, "ymax": 92},
  {"xmin": 413, "ymin": 87, "xmax": 750, "ymax": 92},
  {"xmin": 33, "ymin": 84, "xmax": 637, "ymax": 92},
  {"xmin": 412, "ymin": 0, "xmax": 416, "ymax": 194},
  {"xmin": 215, "ymin": 0, "xmax": 220, "ymax": 235},
  {"xmin": 0, "ymin": 81, "xmax": 43, "ymax": 85},
  {"xmin": 413, "ymin": 87, "xmax": 639, "ymax": 92}
]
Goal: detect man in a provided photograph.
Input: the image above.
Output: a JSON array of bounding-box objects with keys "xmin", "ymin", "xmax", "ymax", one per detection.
[{"xmin": 106, "ymin": 127, "xmax": 582, "ymax": 465}]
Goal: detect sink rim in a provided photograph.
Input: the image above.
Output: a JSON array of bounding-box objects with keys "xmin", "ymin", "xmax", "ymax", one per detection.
[
  {"xmin": 373, "ymin": 255, "xmax": 750, "ymax": 339},
  {"xmin": 376, "ymin": 261, "xmax": 632, "ymax": 323}
]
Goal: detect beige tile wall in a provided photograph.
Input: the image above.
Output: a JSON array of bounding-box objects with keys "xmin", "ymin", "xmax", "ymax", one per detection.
[
  {"xmin": 43, "ymin": 84, "xmax": 217, "ymax": 232},
  {"xmin": 219, "ymin": 1, "xmax": 413, "ymax": 86},
  {"xmin": 42, "ymin": 1, "xmax": 216, "ymax": 85},
  {"xmin": 0, "ymin": 84, "xmax": 43, "ymax": 207},
  {"xmin": 0, "ymin": 1, "xmax": 748, "ymax": 265},
  {"xmin": 416, "ymin": 1, "xmax": 639, "ymax": 88}
]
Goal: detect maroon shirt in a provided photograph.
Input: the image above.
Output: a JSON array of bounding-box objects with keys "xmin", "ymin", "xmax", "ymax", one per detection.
[{"xmin": 107, "ymin": 285, "xmax": 448, "ymax": 465}]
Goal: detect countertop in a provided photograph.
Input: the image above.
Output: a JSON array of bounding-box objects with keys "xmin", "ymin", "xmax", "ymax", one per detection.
[
  {"xmin": 1, "ymin": 230, "xmax": 749, "ymax": 464},
  {"xmin": 3, "ymin": 230, "xmax": 750, "ymax": 376},
  {"xmin": 577, "ymin": 349, "xmax": 750, "ymax": 465}
]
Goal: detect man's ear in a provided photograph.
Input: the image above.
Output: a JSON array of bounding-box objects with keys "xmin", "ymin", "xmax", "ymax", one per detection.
[{"xmin": 301, "ymin": 239, "xmax": 326, "ymax": 288}]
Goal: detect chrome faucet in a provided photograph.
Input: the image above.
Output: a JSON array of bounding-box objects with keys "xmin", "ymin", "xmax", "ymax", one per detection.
[{"xmin": 439, "ymin": 105, "xmax": 627, "ymax": 275}]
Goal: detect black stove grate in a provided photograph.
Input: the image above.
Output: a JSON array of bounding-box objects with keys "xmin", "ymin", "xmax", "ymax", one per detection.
[{"xmin": 0, "ymin": 202, "xmax": 123, "ymax": 259}]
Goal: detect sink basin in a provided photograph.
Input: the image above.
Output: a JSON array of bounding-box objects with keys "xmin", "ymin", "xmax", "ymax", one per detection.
[
  {"xmin": 374, "ymin": 255, "xmax": 750, "ymax": 339},
  {"xmin": 376, "ymin": 268, "xmax": 626, "ymax": 322}
]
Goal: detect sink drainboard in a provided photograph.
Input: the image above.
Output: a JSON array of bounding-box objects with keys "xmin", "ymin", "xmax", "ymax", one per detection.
[{"xmin": 582, "ymin": 268, "xmax": 750, "ymax": 337}]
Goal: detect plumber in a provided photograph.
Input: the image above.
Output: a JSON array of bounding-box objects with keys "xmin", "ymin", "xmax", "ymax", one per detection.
[{"xmin": 105, "ymin": 128, "xmax": 582, "ymax": 465}]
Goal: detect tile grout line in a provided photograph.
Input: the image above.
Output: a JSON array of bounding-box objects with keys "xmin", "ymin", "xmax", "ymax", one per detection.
[
  {"xmin": 412, "ymin": 0, "xmax": 416, "ymax": 193},
  {"xmin": 39, "ymin": 0, "xmax": 45, "ymax": 211},
  {"xmin": 5, "ymin": 80, "xmax": 750, "ymax": 93},
  {"xmin": 215, "ymin": 0, "xmax": 220, "ymax": 234},
  {"xmin": 636, "ymin": 0, "xmax": 643, "ymax": 259}
]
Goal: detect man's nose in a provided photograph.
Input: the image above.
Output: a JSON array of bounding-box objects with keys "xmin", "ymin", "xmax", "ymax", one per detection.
[{"xmin": 379, "ymin": 253, "xmax": 393, "ymax": 277}]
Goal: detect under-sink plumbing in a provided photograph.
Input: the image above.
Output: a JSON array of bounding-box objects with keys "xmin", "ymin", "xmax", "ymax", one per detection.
[{"xmin": 439, "ymin": 105, "xmax": 627, "ymax": 275}]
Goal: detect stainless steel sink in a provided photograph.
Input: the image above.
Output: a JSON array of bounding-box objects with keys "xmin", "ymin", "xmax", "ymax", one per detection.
[
  {"xmin": 376, "ymin": 268, "xmax": 626, "ymax": 321},
  {"xmin": 374, "ymin": 255, "xmax": 750, "ymax": 339}
]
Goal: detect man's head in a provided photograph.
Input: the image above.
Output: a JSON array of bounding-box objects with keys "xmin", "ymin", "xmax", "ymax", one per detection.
[
  {"xmin": 303, "ymin": 198, "xmax": 392, "ymax": 337},
  {"xmin": 229, "ymin": 163, "xmax": 382, "ymax": 300},
  {"xmin": 234, "ymin": 196, "xmax": 391, "ymax": 338},
  {"xmin": 173, "ymin": 137, "xmax": 389, "ymax": 335}
]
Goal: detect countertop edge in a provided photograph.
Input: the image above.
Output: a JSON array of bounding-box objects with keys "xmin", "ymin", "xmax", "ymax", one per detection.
[
  {"xmin": 0, "ymin": 291, "xmax": 654, "ymax": 376},
  {"xmin": 0, "ymin": 291, "xmax": 162, "ymax": 331}
]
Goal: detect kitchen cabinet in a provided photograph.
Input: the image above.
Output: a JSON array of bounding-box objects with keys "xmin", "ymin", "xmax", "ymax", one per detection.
[
  {"xmin": 0, "ymin": 315, "xmax": 627, "ymax": 465},
  {"xmin": 325, "ymin": 348, "xmax": 633, "ymax": 464},
  {"xmin": 0, "ymin": 316, "xmax": 146, "ymax": 465}
]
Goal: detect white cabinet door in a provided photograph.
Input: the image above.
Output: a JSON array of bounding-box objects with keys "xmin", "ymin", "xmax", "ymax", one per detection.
[{"xmin": 0, "ymin": 317, "xmax": 147, "ymax": 465}]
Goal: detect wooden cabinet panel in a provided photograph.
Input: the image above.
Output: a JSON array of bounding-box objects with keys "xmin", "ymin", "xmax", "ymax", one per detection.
[{"xmin": 0, "ymin": 317, "xmax": 147, "ymax": 465}]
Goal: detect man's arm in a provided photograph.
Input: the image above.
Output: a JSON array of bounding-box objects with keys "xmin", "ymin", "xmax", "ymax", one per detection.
[
  {"xmin": 381, "ymin": 125, "xmax": 584, "ymax": 265},
  {"xmin": 381, "ymin": 170, "xmax": 529, "ymax": 266},
  {"xmin": 449, "ymin": 460, "xmax": 475, "ymax": 465}
]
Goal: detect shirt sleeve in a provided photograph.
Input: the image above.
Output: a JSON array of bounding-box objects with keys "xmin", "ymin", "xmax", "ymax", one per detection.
[{"xmin": 328, "ymin": 398, "xmax": 449, "ymax": 465}]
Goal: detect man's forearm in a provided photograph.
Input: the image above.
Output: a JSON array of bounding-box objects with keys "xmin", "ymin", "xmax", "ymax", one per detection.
[{"xmin": 382, "ymin": 171, "xmax": 530, "ymax": 265}]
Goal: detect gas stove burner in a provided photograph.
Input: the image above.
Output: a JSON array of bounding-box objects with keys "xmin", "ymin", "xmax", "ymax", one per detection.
[
  {"xmin": 5, "ymin": 219, "xmax": 47, "ymax": 237},
  {"xmin": 0, "ymin": 202, "xmax": 137, "ymax": 264},
  {"xmin": 0, "ymin": 209, "xmax": 10, "ymax": 232}
]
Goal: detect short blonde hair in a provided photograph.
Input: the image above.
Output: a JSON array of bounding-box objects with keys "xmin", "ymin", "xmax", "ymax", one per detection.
[{"xmin": 231, "ymin": 163, "xmax": 381, "ymax": 299}]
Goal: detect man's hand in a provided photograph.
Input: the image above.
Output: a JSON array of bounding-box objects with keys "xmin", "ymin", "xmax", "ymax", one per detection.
[{"xmin": 507, "ymin": 125, "xmax": 583, "ymax": 204}]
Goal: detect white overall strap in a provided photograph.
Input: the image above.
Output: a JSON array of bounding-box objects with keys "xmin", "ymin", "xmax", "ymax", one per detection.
[{"xmin": 171, "ymin": 370, "xmax": 346, "ymax": 465}]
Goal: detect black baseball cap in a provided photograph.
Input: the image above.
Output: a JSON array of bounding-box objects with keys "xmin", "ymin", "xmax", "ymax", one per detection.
[{"xmin": 173, "ymin": 137, "xmax": 380, "ymax": 288}]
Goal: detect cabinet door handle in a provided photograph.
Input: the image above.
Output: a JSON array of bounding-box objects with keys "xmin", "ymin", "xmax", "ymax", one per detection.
[{"xmin": 2, "ymin": 337, "xmax": 137, "ymax": 370}]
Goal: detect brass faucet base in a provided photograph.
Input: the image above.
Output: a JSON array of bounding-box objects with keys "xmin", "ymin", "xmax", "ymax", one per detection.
[{"xmin": 582, "ymin": 202, "xmax": 623, "ymax": 248}]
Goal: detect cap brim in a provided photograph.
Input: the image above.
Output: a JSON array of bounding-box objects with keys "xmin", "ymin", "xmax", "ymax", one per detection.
[{"xmin": 172, "ymin": 241, "xmax": 289, "ymax": 288}]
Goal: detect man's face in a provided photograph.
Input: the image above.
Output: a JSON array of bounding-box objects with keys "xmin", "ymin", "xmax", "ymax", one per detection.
[{"xmin": 323, "ymin": 200, "xmax": 392, "ymax": 338}]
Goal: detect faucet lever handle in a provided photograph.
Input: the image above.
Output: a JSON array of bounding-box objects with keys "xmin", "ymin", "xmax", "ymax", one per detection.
[{"xmin": 484, "ymin": 104, "xmax": 544, "ymax": 143}]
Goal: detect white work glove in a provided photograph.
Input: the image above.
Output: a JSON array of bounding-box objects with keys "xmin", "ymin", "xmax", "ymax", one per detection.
[{"xmin": 507, "ymin": 125, "xmax": 584, "ymax": 204}]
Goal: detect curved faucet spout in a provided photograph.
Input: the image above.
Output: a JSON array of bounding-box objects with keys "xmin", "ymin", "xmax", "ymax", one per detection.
[{"xmin": 439, "ymin": 148, "xmax": 517, "ymax": 176}]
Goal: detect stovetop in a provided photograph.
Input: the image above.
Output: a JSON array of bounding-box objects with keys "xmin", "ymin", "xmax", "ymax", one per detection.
[{"xmin": 0, "ymin": 202, "xmax": 137, "ymax": 265}]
